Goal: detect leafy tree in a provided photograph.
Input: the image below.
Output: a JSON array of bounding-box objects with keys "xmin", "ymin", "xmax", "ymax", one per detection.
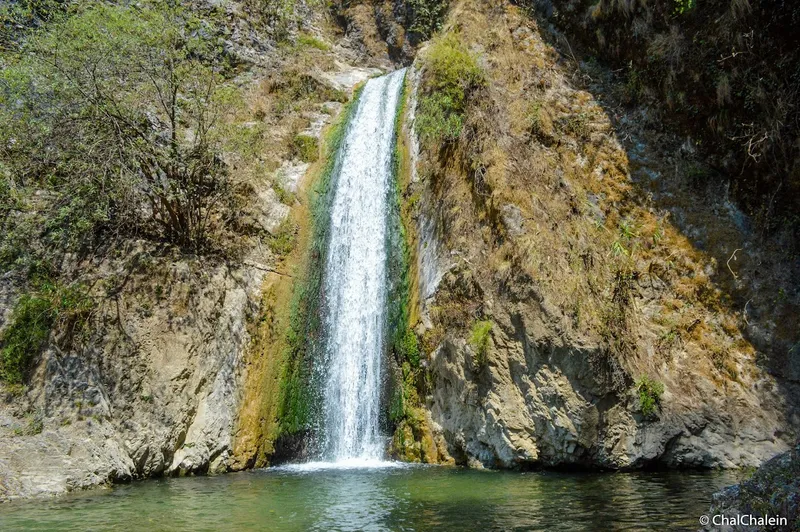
[{"xmin": 0, "ymin": 1, "xmax": 241, "ymax": 260}]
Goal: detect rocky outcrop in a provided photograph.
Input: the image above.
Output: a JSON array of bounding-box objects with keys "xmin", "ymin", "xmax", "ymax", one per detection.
[
  {"xmin": 0, "ymin": 248, "xmax": 265, "ymax": 500},
  {"xmin": 426, "ymin": 281, "xmax": 788, "ymax": 468},
  {"xmin": 705, "ymin": 441, "xmax": 799, "ymax": 531}
]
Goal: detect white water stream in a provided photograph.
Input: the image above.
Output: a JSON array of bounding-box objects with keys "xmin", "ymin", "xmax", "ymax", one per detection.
[{"xmin": 318, "ymin": 68, "xmax": 406, "ymax": 463}]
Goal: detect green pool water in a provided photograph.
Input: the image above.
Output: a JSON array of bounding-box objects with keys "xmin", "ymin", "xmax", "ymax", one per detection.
[{"xmin": 0, "ymin": 463, "xmax": 741, "ymax": 531}]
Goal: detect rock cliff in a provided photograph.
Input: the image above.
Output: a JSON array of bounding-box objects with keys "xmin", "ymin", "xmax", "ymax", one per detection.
[{"xmin": 395, "ymin": 0, "xmax": 799, "ymax": 469}]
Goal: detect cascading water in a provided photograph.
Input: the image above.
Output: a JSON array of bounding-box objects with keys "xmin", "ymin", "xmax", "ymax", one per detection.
[{"xmin": 317, "ymin": 68, "xmax": 406, "ymax": 464}]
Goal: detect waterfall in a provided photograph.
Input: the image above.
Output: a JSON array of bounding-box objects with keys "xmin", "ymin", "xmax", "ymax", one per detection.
[{"xmin": 319, "ymin": 68, "xmax": 406, "ymax": 463}]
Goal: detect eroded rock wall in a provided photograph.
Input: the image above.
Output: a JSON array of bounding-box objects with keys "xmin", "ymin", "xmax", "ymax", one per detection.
[{"xmin": 0, "ymin": 250, "xmax": 264, "ymax": 500}]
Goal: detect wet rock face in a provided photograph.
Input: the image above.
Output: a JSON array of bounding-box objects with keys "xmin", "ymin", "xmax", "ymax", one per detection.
[{"xmin": 705, "ymin": 442, "xmax": 800, "ymax": 531}]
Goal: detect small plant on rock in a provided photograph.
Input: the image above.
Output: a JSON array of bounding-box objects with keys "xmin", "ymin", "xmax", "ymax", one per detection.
[
  {"xmin": 469, "ymin": 320, "xmax": 493, "ymax": 367},
  {"xmin": 635, "ymin": 375, "xmax": 665, "ymax": 418}
]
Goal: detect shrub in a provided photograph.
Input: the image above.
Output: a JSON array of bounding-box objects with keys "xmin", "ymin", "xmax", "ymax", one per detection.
[
  {"xmin": 469, "ymin": 320, "xmax": 493, "ymax": 366},
  {"xmin": 635, "ymin": 375, "xmax": 665, "ymax": 417},
  {"xmin": 416, "ymin": 34, "xmax": 485, "ymax": 146},
  {"xmin": 399, "ymin": 329, "xmax": 421, "ymax": 367},
  {"xmin": 407, "ymin": 0, "xmax": 449, "ymax": 41},
  {"xmin": 267, "ymin": 218, "xmax": 297, "ymax": 256},
  {"xmin": 0, "ymin": 0, "xmax": 65, "ymax": 49},
  {"xmin": 673, "ymin": 0, "xmax": 695, "ymax": 15}
]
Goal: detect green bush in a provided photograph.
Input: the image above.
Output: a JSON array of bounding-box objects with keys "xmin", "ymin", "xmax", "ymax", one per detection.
[
  {"xmin": 636, "ymin": 375, "xmax": 665, "ymax": 417},
  {"xmin": 407, "ymin": 0, "xmax": 449, "ymax": 41},
  {"xmin": 0, "ymin": 0, "xmax": 66, "ymax": 49},
  {"xmin": 469, "ymin": 320, "xmax": 493, "ymax": 366},
  {"xmin": 416, "ymin": 34, "xmax": 485, "ymax": 146},
  {"xmin": 673, "ymin": 0, "xmax": 695, "ymax": 15},
  {"xmin": 417, "ymin": 93, "xmax": 466, "ymax": 144},
  {"xmin": 0, "ymin": 281, "xmax": 90, "ymax": 384},
  {"xmin": 399, "ymin": 329, "xmax": 421, "ymax": 368}
]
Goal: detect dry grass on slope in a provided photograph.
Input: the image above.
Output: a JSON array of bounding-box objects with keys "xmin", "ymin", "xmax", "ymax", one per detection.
[{"xmin": 412, "ymin": 0, "xmax": 790, "ymax": 414}]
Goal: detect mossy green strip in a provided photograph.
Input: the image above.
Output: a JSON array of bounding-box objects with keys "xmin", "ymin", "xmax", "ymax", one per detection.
[
  {"xmin": 385, "ymin": 72, "xmax": 424, "ymax": 423},
  {"xmin": 276, "ymin": 85, "xmax": 364, "ymax": 436}
]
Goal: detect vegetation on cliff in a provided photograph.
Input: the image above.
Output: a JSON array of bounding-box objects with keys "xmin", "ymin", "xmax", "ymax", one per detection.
[
  {"xmin": 416, "ymin": 33, "xmax": 485, "ymax": 146},
  {"xmin": 518, "ymin": 0, "xmax": 800, "ymax": 243},
  {"xmin": 1, "ymin": 2, "xmax": 242, "ymax": 260},
  {"xmin": 403, "ymin": 0, "xmax": 795, "ymax": 468},
  {"xmin": 0, "ymin": 1, "xmax": 257, "ymax": 386},
  {"xmin": 276, "ymin": 85, "xmax": 362, "ymax": 438}
]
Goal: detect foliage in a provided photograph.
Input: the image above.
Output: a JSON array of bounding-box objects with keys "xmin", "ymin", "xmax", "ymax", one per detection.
[
  {"xmin": 0, "ymin": 2, "xmax": 240, "ymax": 256},
  {"xmin": 612, "ymin": 219, "xmax": 639, "ymax": 258},
  {"xmin": 416, "ymin": 34, "xmax": 485, "ymax": 146},
  {"xmin": 398, "ymin": 329, "xmax": 421, "ymax": 368},
  {"xmin": 0, "ymin": 280, "xmax": 90, "ymax": 384},
  {"xmin": 673, "ymin": 0, "xmax": 695, "ymax": 15},
  {"xmin": 635, "ymin": 375, "xmax": 664, "ymax": 417},
  {"xmin": 407, "ymin": 0, "xmax": 449, "ymax": 41},
  {"xmin": 267, "ymin": 218, "xmax": 297, "ymax": 256},
  {"xmin": 469, "ymin": 320, "xmax": 493, "ymax": 366},
  {"xmin": 417, "ymin": 94, "xmax": 466, "ymax": 145},
  {"xmin": 0, "ymin": 0, "xmax": 66, "ymax": 50}
]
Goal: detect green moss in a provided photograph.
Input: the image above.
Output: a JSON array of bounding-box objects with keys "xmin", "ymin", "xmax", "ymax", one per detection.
[
  {"xmin": 296, "ymin": 33, "xmax": 330, "ymax": 51},
  {"xmin": 469, "ymin": 320, "xmax": 493, "ymax": 366},
  {"xmin": 635, "ymin": 375, "xmax": 665, "ymax": 418},
  {"xmin": 386, "ymin": 73, "xmax": 425, "ymax": 428}
]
